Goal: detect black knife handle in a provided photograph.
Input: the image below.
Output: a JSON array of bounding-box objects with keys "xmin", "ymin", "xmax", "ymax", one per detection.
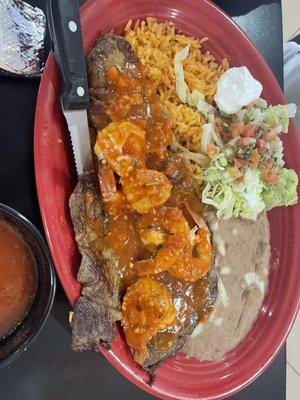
[{"xmin": 46, "ymin": 0, "xmax": 89, "ymax": 110}]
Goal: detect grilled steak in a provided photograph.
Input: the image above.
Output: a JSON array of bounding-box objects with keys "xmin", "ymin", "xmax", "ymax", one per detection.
[
  {"xmin": 70, "ymin": 33, "xmax": 218, "ymax": 376},
  {"xmin": 139, "ymin": 244, "xmax": 218, "ymax": 373},
  {"xmin": 71, "ymin": 35, "xmax": 139, "ymax": 350},
  {"xmin": 70, "ymin": 34, "xmax": 139, "ymax": 353},
  {"xmin": 138, "ymin": 287, "xmax": 198, "ymax": 372},
  {"xmin": 86, "ymin": 33, "xmax": 138, "ymax": 131},
  {"xmin": 70, "ymin": 171, "xmax": 120, "ymax": 351}
]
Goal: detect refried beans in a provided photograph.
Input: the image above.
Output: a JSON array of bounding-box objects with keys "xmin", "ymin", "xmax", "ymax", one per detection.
[{"xmin": 183, "ymin": 212, "xmax": 270, "ymax": 361}]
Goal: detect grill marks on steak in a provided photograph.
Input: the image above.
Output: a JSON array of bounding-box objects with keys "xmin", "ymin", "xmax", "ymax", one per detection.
[{"xmin": 70, "ymin": 171, "xmax": 120, "ymax": 351}]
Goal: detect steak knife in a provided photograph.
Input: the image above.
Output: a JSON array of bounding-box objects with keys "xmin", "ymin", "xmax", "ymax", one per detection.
[{"xmin": 46, "ymin": 0, "xmax": 92, "ymax": 175}]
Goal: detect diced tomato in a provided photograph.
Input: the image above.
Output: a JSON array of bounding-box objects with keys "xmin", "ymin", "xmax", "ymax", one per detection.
[
  {"xmin": 264, "ymin": 159, "xmax": 273, "ymax": 169},
  {"xmin": 206, "ymin": 143, "xmax": 219, "ymax": 158},
  {"xmin": 265, "ymin": 169, "xmax": 278, "ymax": 184},
  {"xmin": 257, "ymin": 139, "xmax": 266, "ymax": 154},
  {"xmin": 264, "ymin": 130, "xmax": 276, "ymax": 142},
  {"xmin": 231, "ymin": 123, "xmax": 245, "ymax": 138},
  {"xmin": 261, "ymin": 166, "xmax": 278, "ymax": 184},
  {"xmin": 234, "ymin": 157, "xmax": 247, "ymax": 168},
  {"xmin": 236, "ymin": 137, "xmax": 243, "ymax": 147},
  {"xmin": 247, "ymin": 101, "xmax": 255, "ymax": 109},
  {"xmin": 243, "ymin": 124, "xmax": 258, "ymax": 137},
  {"xmin": 249, "ymin": 149, "xmax": 260, "ymax": 169},
  {"xmin": 222, "ymin": 133, "xmax": 232, "ymax": 143},
  {"xmin": 233, "ymin": 158, "xmax": 242, "ymax": 168}
]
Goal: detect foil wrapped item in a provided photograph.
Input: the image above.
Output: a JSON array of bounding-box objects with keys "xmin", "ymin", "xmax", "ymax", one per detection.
[{"xmin": 0, "ymin": 0, "xmax": 46, "ymax": 77}]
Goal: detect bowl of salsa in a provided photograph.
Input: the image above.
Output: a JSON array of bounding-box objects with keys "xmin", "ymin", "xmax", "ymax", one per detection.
[{"xmin": 0, "ymin": 203, "xmax": 56, "ymax": 369}]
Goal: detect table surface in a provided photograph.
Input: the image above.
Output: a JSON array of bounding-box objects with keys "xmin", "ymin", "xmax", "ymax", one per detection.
[{"xmin": 0, "ymin": 1, "xmax": 286, "ymax": 399}]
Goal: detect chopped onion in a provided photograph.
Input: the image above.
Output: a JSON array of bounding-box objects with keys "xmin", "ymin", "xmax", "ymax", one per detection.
[
  {"xmin": 224, "ymin": 147, "xmax": 234, "ymax": 157},
  {"xmin": 227, "ymin": 137, "xmax": 240, "ymax": 147}
]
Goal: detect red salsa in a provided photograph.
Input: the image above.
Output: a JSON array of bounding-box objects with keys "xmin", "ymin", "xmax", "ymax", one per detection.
[{"xmin": 0, "ymin": 220, "xmax": 37, "ymax": 338}]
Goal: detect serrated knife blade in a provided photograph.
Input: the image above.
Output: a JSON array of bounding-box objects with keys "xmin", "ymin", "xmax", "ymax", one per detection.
[
  {"xmin": 63, "ymin": 108, "xmax": 92, "ymax": 175},
  {"xmin": 47, "ymin": 0, "xmax": 92, "ymax": 176}
]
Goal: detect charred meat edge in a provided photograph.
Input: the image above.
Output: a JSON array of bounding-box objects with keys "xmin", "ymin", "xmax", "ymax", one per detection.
[{"xmin": 70, "ymin": 34, "xmax": 218, "ymax": 375}]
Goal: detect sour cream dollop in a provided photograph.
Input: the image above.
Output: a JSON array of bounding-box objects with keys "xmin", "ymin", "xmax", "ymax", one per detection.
[{"xmin": 214, "ymin": 66, "xmax": 262, "ymax": 114}]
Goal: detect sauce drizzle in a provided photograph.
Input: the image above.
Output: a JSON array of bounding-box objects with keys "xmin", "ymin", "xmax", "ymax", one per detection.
[{"xmin": 95, "ymin": 66, "xmax": 214, "ymax": 357}]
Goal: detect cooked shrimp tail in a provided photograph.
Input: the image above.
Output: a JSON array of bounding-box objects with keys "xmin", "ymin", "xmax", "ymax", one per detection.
[
  {"xmin": 121, "ymin": 169, "xmax": 172, "ymax": 214},
  {"xmin": 95, "ymin": 121, "xmax": 146, "ymax": 177},
  {"xmin": 98, "ymin": 164, "xmax": 129, "ymax": 217},
  {"xmin": 135, "ymin": 207, "xmax": 189, "ymax": 275},
  {"xmin": 121, "ymin": 277, "xmax": 176, "ymax": 360},
  {"xmin": 169, "ymin": 217, "xmax": 212, "ymax": 281}
]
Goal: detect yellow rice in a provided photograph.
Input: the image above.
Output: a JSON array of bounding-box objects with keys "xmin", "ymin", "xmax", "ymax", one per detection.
[{"xmin": 124, "ymin": 17, "xmax": 229, "ymax": 167}]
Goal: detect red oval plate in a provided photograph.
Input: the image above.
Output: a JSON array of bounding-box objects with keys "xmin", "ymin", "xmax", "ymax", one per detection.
[{"xmin": 34, "ymin": 0, "xmax": 300, "ymax": 398}]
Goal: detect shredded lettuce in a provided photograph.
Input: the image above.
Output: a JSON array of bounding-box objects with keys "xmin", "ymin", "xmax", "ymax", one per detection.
[
  {"xmin": 245, "ymin": 107, "xmax": 264, "ymax": 125},
  {"xmin": 202, "ymin": 158, "xmax": 297, "ymax": 220},
  {"xmin": 197, "ymin": 100, "xmax": 215, "ymax": 117},
  {"xmin": 174, "ymin": 45, "xmax": 190, "ymax": 103},
  {"xmin": 173, "ymin": 52, "xmax": 298, "ymax": 219},
  {"xmin": 263, "ymin": 104, "xmax": 296, "ymax": 133},
  {"xmin": 263, "ymin": 168, "xmax": 298, "ymax": 210},
  {"xmin": 234, "ymin": 102, "xmax": 296, "ymax": 134},
  {"xmin": 174, "ymin": 46, "xmax": 205, "ymax": 107},
  {"xmin": 201, "ymin": 124, "xmax": 213, "ymax": 153},
  {"xmin": 269, "ymin": 136, "xmax": 284, "ymax": 168},
  {"xmin": 187, "ymin": 90, "xmax": 205, "ymax": 107},
  {"xmin": 255, "ymin": 98, "xmax": 268, "ymax": 109},
  {"xmin": 201, "ymin": 123, "xmax": 224, "ymax": 153},
  {"xmin": 202, "ymin": 158, "xmax": 265, "ymax": 220}
]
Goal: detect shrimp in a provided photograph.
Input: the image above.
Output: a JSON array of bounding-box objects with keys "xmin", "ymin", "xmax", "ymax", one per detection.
[
  {"xmin": 94, "ymin": 121, "xmax": 146, "ymax": 177},
  {"xmin": 98, "ymin": 164, "xmax": 129, "ymax": 217},
  {"xmin": 121, "ymin": 277, "xmax": 176, "ymax": 356},
  {"xmin": 135, "ymin": 207, "xmax": 189, "ymax": 275},
  {"xmin": 121, "ymin": 169, "xmax": 172, "ymax": 214},
  {"xmin": 168, "ymin": 218, "xmax": 212, "ymax": 282}
]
